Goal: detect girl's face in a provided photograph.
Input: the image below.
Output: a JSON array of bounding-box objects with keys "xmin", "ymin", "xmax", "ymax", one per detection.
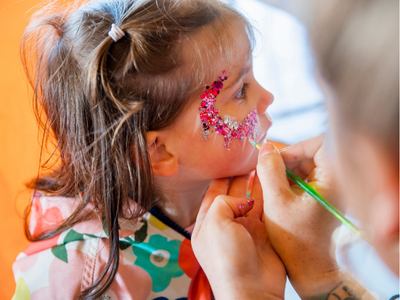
[{"xmin": 166, "ymin": 29, "xmax": 274, "ymax": 181}]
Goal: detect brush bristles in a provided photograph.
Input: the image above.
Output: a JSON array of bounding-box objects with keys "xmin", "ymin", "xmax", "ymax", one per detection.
[{"xmin": 248, "ymin": 138, "xmax": 262, "ymax": 150}]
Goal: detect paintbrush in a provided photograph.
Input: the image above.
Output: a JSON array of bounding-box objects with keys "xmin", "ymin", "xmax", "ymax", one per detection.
[{"xmin": 248, "ymin": 138, "xmax": 371, "ymax": 244}]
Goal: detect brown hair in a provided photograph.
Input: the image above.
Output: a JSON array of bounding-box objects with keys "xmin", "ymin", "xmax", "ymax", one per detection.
[
  {"xmin": 310, "ymin": 0, "xmax": 399, "ymax": 155},
  {"xmin": 21, "ymin": 0, "xmax": 253, "ymax": 298}
]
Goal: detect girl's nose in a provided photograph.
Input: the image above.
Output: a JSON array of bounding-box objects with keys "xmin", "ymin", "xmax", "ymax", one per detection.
[{"xmin": 257, "ymin": 88, "xmax": 274, "ymax": 115}]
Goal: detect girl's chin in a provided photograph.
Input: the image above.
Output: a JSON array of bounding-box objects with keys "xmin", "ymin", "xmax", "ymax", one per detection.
[
  {"xmin": 232, "ymin": 162, "xmax": 258, "ymax": 177},
  {"xmin": 214, "ymin": 162, "xmax": 257, "ymax": 179}
]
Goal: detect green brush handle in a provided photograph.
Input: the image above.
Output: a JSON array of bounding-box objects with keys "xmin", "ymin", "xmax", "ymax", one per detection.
[{"xmin": 286, "ymin": 167, "xmax": 371, "ymax": 244}]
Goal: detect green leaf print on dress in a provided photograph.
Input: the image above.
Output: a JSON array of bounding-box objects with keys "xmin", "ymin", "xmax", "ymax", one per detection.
[
  {"xmin": 134, "ymin": 219, "xmax": 148, "ymax": 243},
  {"xmin": 64, "ymin": 229, "xmax": 84, "ymax": 243},
  {"xmin": 119, "ymin": 220, "xmax": 148, "ymax": 250},
  {"xmin": 132, "ymin": 234, "xmax": 184, "ymax": 292},
  {"xmin": 51, "ymin": 244, "xmax": 68, "ymax": 263}
]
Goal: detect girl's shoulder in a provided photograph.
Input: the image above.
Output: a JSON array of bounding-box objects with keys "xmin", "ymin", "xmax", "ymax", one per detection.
[
  {"xmin": 20, "ymin": 192, "xmax": 150, "ymax": 258},
  {"xmin": 12, "ymin": 193, "xmax": 146, "ymax": 298},
  {"xmin": 12, "ymin": 194, "xmax": 204, "ymax": 300},
  {"xmin": 26, "ymin": 192, "xmax": 189, "ymax": 245},
  {"xmin": 27, "ymin": 192, "xmax": 98, "ymax": 241}
]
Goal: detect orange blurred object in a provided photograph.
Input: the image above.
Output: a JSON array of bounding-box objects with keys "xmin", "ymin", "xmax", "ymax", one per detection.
[{"xmin": 0, "ymin": 0, "xmax": 43, "ymax": 298}]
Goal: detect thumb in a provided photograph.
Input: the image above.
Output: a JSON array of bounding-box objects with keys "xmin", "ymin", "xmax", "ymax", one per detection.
[{"xmin": 257, "ymin": 143, "xmax": 292, "ymax": 201}]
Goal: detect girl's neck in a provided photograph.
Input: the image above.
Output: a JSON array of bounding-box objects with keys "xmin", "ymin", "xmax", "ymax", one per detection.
[{"xmin": 154, "ymin": 176, "xmax": 211, "ymax": 228}]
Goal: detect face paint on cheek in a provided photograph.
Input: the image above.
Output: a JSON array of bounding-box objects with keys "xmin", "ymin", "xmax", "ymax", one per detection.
[{"xmin": 198, "ymin": 71, "xmax": 259, "ymax": 150}]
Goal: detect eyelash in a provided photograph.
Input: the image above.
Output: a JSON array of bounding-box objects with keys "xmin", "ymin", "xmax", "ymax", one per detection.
[{"xmin": 234, "ymin": 83, "xmax": 249, "ymax": 101}]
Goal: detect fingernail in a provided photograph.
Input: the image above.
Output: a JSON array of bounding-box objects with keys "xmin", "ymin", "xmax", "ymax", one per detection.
[
  {"xmin": 259, "ymin": 143, "xmax": 276, "ymax": 158},
  {"xmin": 279, "ymin": 147, "xmax": 288, "ymax": 154},
  {"xmin": 238, "ymin": 198, "xmax": 255, "ymax": 217},
  {"xmin": 238, "ymin": 198, "xmax": 255, "ymax": 211}
]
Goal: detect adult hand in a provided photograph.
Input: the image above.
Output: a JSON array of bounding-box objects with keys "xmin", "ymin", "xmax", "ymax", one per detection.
[
  {"xmin": 257, "ymin": 135, "xmax": 343, "ymax": 298},
  {"xmin": 192, "ymin": 174, "xmax": 286, "ymax": 300}
]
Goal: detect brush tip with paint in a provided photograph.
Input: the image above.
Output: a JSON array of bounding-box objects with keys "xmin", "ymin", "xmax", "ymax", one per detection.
[{"xmin": 248, "ymin": 138, "xmax": 262, "ymax": 150}]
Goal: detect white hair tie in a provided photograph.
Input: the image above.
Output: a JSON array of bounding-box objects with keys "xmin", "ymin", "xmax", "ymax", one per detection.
[{"xmin": 108, "ymin": 23, "xmax": 125, "ymax": 42}]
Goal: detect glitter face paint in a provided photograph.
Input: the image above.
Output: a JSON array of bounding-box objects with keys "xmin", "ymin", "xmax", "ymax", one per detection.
[{"xmin": 199, "ymin": 71, "xmax": 259, "ymax": 150}]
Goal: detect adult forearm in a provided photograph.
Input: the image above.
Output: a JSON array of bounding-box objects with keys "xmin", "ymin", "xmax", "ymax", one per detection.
[
  {"xmin": 292, "ymin": 269, "xmax": 376, "ymax": 300},
  {"xmin": 213, "ymin": 289, "xmax": 283, "ymax": 300}
]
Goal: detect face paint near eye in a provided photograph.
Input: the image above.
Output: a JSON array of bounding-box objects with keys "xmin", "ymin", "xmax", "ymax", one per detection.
[{"xmin": 199, "ymin": 71, "xmax": 259, "ymax": 150}]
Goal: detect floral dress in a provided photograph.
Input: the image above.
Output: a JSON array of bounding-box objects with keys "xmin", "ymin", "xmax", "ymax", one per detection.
[{"xmin": 12, "ymin": 194, "xmax": 212, "ymax": 300}]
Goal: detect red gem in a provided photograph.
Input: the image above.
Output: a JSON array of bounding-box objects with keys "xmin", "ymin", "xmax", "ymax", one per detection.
[{"xmin": 214, "ymin": 81, "xmax": 223, "ymax": 89}]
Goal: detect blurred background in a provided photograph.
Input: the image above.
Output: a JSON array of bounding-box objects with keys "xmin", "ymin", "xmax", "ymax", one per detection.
[
  {"xmin": 0, "ymin": 0, "xmax": 398, "ymax": 298},
  {"xmin": 0, "ymin": 0, "xmax": 43, "ymax": 298}
]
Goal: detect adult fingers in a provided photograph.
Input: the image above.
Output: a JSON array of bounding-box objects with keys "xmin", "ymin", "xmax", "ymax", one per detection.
[
  {"xmin": 257, "ymin": 143, "xmax": 293, "ymax": 207},
  {"xmin": 280, "ymin": 134, "xmax": 324, "ymax": 177},
  {"xmin": 228, "ymin": 174, "xmax": 251, "ymax": 198},
  {"xmin": 246, "ymin": 173, "xmax": 263, "ymax": 220},
  {"xmin": 196, "ymin": 178, "xmax": 230, "ymax": 226},
  {"xmin": 207, "ymin": 195, "xmax": 255, "ymax": 221}
]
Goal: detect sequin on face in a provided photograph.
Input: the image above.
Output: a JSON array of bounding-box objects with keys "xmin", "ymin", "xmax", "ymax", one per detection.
[{"xmin": 199, "ymin": 71, "xmax": 259, "ymax": 150}]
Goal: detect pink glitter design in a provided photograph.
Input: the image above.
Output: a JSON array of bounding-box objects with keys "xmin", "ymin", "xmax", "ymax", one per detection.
[
  {"xmin": 199, "ymin": 71, "xmax": 259, "ymax": 149},
  {"xmin": 238, "ymin": 199, "xmax": 255, "ymax": 213}
]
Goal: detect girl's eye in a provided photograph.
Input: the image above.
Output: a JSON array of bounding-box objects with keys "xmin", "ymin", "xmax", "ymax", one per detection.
[{"xmin": 234, "ymin": 83, "xmax": 249, "ymax": 100}]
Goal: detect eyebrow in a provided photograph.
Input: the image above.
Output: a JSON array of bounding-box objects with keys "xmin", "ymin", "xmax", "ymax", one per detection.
[{"xmin": 223, "ymin": 60, "xmax": 252, "ymax": 91}]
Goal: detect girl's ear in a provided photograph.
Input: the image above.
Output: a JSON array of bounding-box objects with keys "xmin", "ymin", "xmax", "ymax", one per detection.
[{"xmin": 146, "ymin": 131, "xmax": 179, "ymax": 177}]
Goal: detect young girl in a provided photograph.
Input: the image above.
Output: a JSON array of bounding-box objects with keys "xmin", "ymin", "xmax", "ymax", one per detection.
[{"xmin": 12, "ymin": 0, "xmax": 274, "ymax": 299}]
